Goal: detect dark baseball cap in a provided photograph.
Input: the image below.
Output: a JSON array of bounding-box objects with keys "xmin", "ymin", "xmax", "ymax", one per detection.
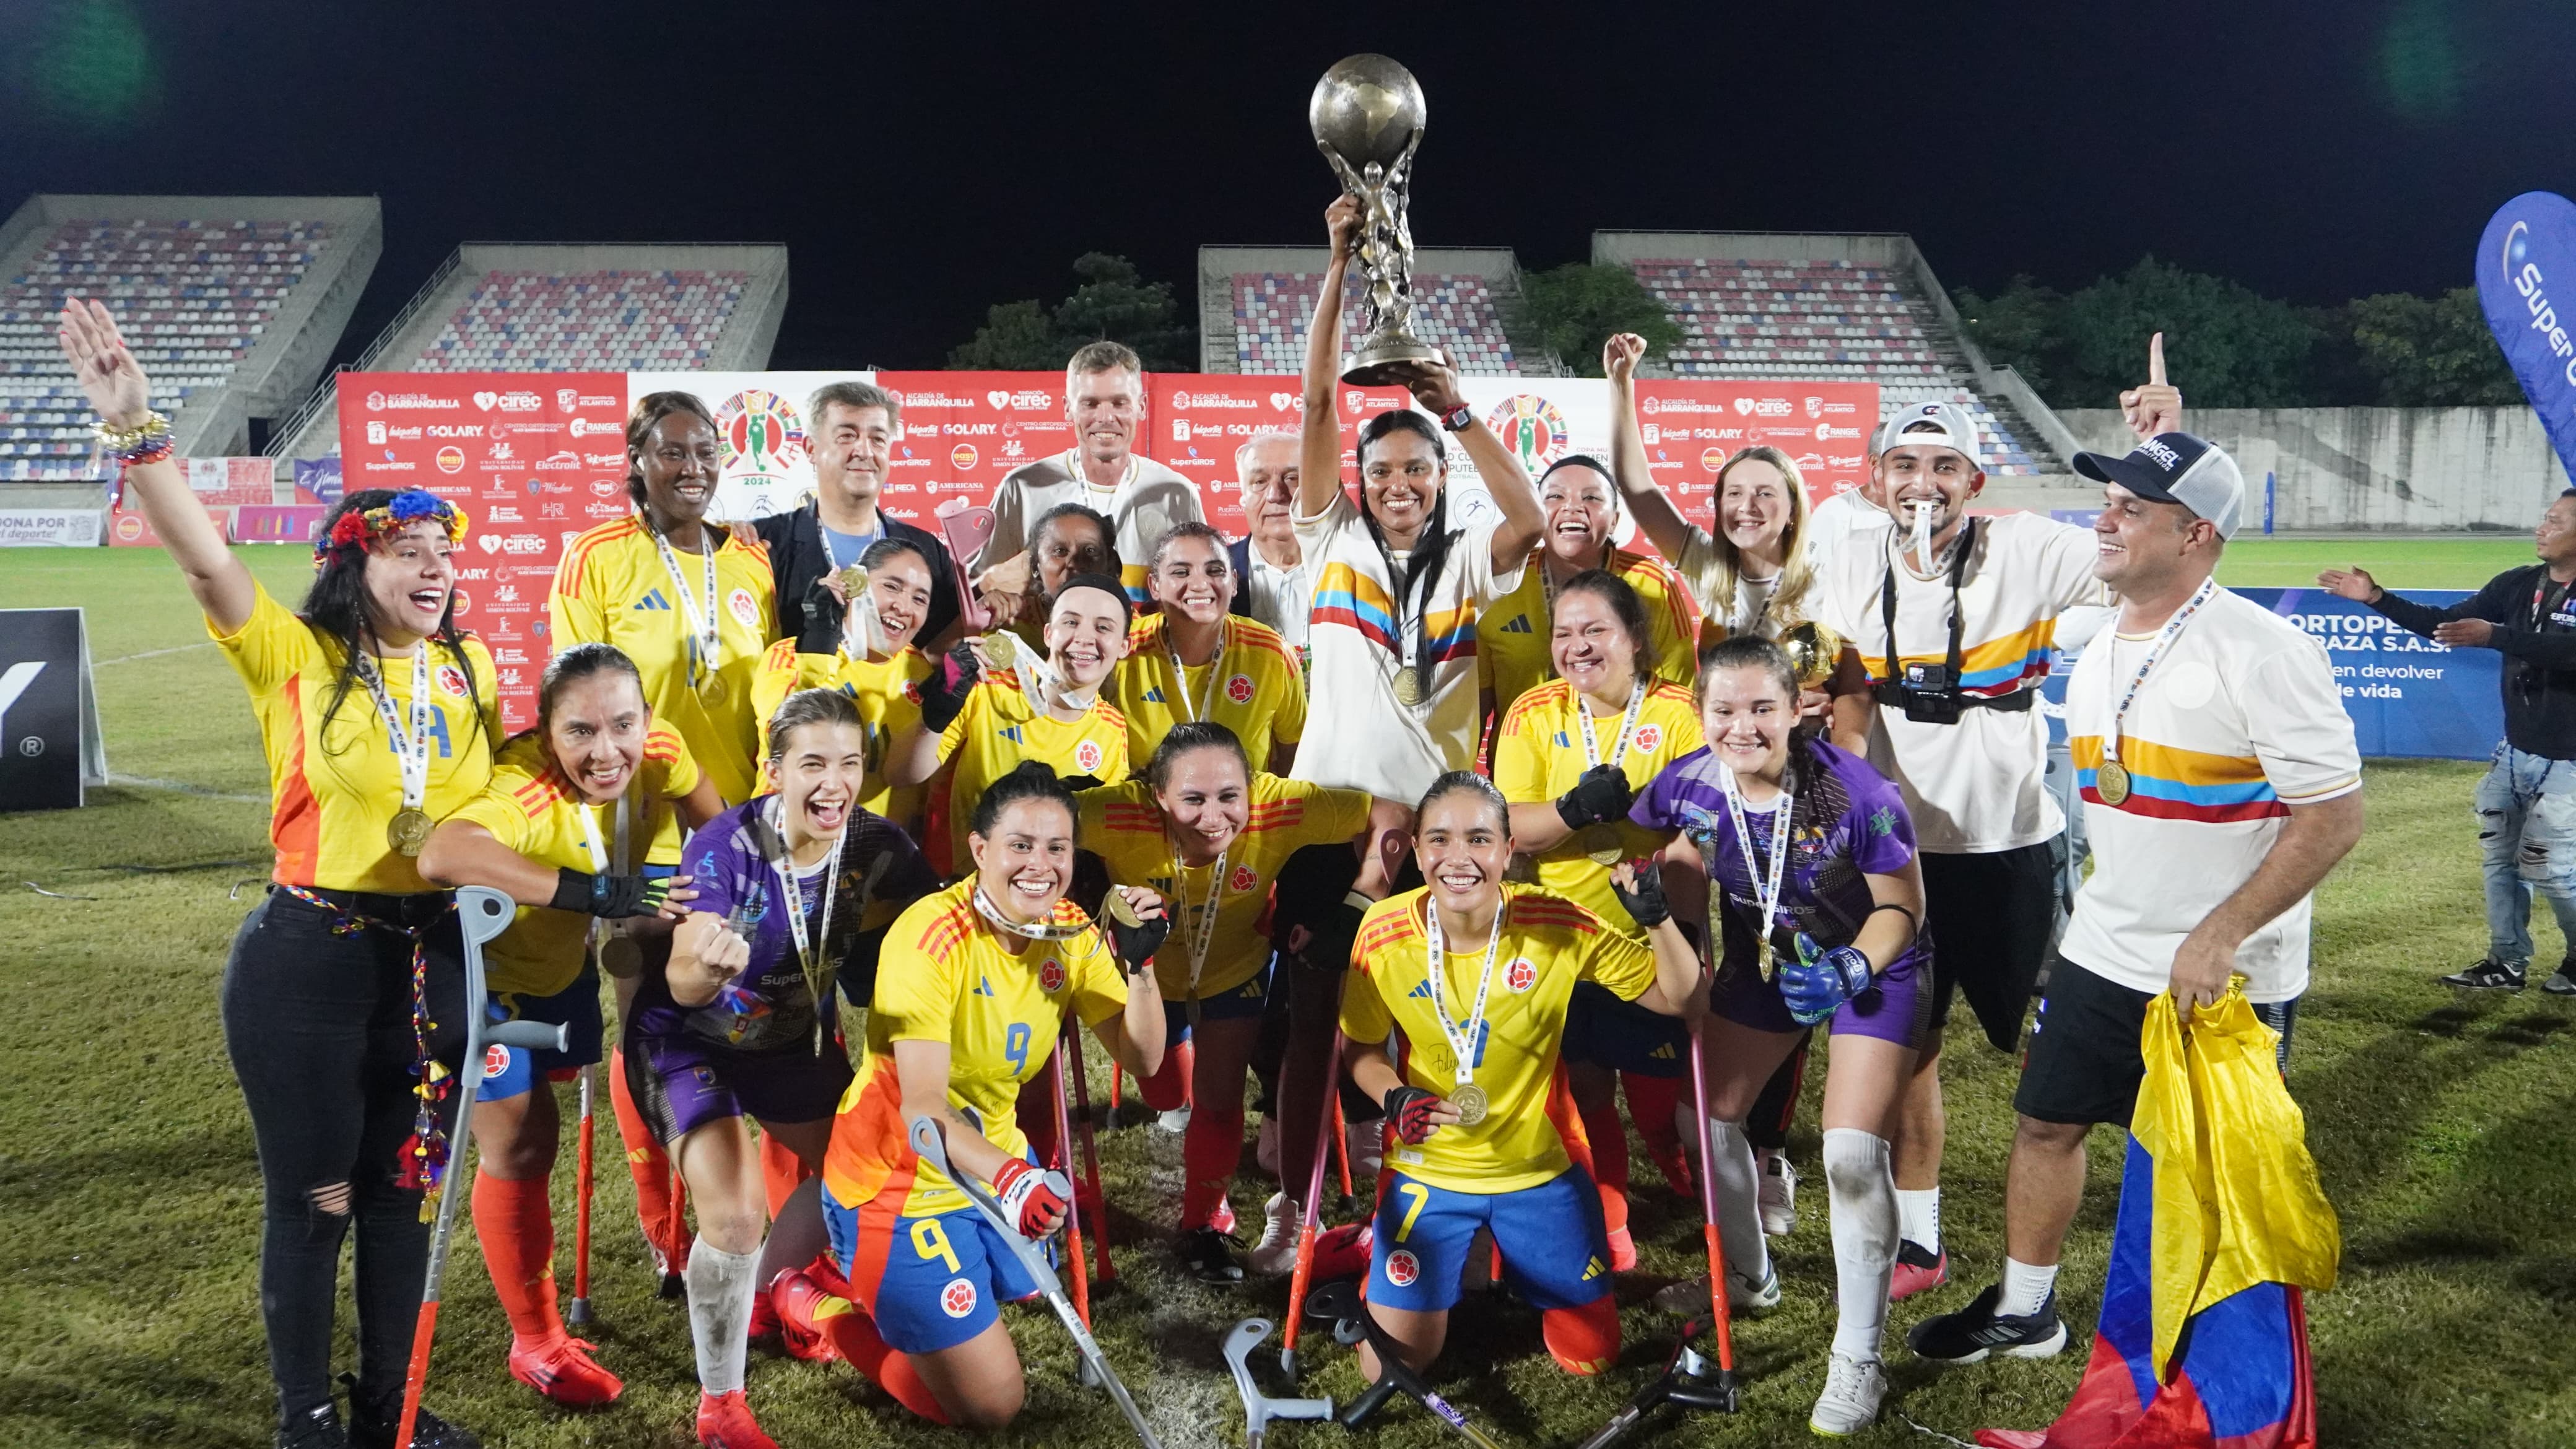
[{"xmin": 2072, "ymin": 432, "xmax": 2243, "ymax": 540}]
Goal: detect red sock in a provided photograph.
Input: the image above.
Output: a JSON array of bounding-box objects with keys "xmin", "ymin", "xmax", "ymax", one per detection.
[
  {"xmin": 1017, "ymin": 1077, "xmax": 1059, "ymax": 1170},
  {"xmin": 759, "ymin": 1130, "xmax": 809, "ymax": 1219},
  {"xmin": 607, "ymin": 1048, "xmax": 680, "ymax": 1261},
  {"xmin": 821, "ymin": 1297, "xmax": 951, "ymax": 1423},
  {"xmin": 1178, "ymin": 1090, "xmax": 1245, "ymax": 1230},
  {"xmin": 1542, "ymin": 1295, "xmax": 1621, "ymax": 1375},
  {"xmin": 1622, "ymin": 1073, "xmax": 1688, "ymax": 1190},
  {"xmin": 1572, "ymin": 1084, "xmax": 1629, "ymax": 1234},
  {"xmin": 1138, "ymin": 1038, "xmax": 1191, "ymax": 1113},
  {"xmin": 471, "ymin": 1172, "xmax": 561, "ymax": 1343}
]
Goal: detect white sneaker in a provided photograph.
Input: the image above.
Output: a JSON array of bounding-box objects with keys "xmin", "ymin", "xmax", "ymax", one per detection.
[
  {"xmin": 1808, "ymin": 1352, "xmax": 1887, "ymax": 1437},
  {"xmin": 1345, "ymin": 1119, "xmax": 1383, "ymax": 1180},
  {"xmin": 1248, "ymin": 1191, "xmax": 1300, "ymax": 1276},
  {"xmin": 1157, "ymin": 1105, "xmax": 1193, "ymax": 1134},
  {"xmin": 1256, "ymin": 1115, "xmax": 1282, "ymax": 1177},
  {"xmin": 1759, "ymin": 1149, "xmax": 1799, "ymax": 1236}
]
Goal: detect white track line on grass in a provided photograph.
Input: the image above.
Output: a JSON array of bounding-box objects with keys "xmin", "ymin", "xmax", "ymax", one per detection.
[
  {"xmin": 109, "ymin": 773, "xmax": 266, "ymax": 803},
  {"xmin": 97, "ymin": 642, "xmax": 216, "ymax": 665}
]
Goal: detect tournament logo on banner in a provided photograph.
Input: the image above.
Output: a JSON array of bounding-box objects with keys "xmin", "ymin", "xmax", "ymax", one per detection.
[
  {"xmin": 1485, "ymin": 393, "xmax": 1571, "ymax": 475},
  {"xmin": 713, "ymin": 388, "xmax": 809, "ymax": 521}
]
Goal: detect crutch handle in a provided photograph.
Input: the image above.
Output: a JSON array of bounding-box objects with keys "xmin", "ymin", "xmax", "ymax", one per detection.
[
  {"xmin": 455, "ymin": 885, "xmax": 515, "ymax": 949},
  {"xmin": 486, "ymin": 1020, "xmax": 569, "ymax": 1051}
]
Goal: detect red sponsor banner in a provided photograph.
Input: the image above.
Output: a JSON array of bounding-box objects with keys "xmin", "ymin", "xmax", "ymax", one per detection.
[
  {"xmin": 1157, "ymin": 376, "xmax": 1307, "ymax": 534},
  {"xmin": 1629, "ymin": 380, "xmax": 1877, "ymax": 531},
  {"xmin": 108, "ymin": 507, "xmax": 170, "ymax": 547},
  {"xmin": 182, "ymin": 456, "xmax": 276, "ymax": 508},
  {"xmin": 232, "ymin": 505, "xmax": 329, "ymax": 544},
  {"xmin": 874, "ymin": 372, "xmax": 1075, "ymax": 528},
  {"xmin": 338, "ymin": 372, "xmax": 629, "ymax": 730}
]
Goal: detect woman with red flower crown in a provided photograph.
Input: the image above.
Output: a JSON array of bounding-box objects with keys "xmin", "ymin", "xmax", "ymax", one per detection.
[{"xmin": 58, "ymin": 299, "xmax": 497, "ymax": 1449}]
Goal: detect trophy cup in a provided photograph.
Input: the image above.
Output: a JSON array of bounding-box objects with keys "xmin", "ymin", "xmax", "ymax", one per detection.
[
  {"xmin": 1780, "ymin": 619, "xmax": 1848, "ymax": 690},
  {"xmin": 1310, "ymin": 54, "xmax": 1443, "ymax": 386}
]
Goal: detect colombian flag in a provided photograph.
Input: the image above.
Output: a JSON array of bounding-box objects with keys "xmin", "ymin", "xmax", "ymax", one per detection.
[{"xmin": 1980, "ymin": 992, "xmax": 2338, "ymax": 1449}]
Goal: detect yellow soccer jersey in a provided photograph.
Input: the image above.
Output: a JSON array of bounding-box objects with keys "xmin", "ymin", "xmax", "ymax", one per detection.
[
  {"xmin": 1110, "ymin": 613, "xmax": 1307, "ymax": 769},
  {"xmin": 448, "ymin": 723, "xmax": 700, "ymax": 996},
  {"xmin": 823, "ymin": 881, "xmax": 1127, "ymax": 1216},
  {"xmin": 751, "ymin": 637, "xmax": 932, "ymax": 829},
  {"xmin": 549, "ymin": 516, "xmax": 776, "ymax": 814},
  {"xmin": 1078, "ymin": 773, "xmax": 1371, "ymax": 1003},
  {"xmin": 1479, "ymin": 549, "xmax": 1702, "ymax": 716},
  {"xmin": 1492, "ymin": 680, "xmax": 1705, "ymax": 939},
  {"xmin": 212, "ymin": 581, "xmax": 500, "ymax": 894},
  {"xmin": 935, "ymin": 671, "xmax": 1131, "ymax": 877},
  {"xmin": 1340, "ymin": 886, "xmax": 1656, "ymax": 1194}
]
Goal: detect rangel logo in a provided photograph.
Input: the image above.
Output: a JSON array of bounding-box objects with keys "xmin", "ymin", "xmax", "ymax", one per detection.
[
  {"xmin": 716, "ymin": 389, "xmax": 808, "ymax": 476},
  {"xmin": 1485, "ymin": 394, "xmax": 1570, "ymax": 474}
]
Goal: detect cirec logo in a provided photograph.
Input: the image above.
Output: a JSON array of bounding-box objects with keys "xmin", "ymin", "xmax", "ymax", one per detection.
[
  {"xmin": 715, "ymin": 389, "xmax": 808, "ymax": 476},
  {"xmin": 1484, "ymin": 394, "xmax": 1570, "ymax": 474}
]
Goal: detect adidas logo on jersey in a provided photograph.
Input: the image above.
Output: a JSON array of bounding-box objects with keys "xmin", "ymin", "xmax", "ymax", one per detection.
[
  {"xmin": 1499, "ymin": 614, "xmax": 1533, "ymax": 633},
  {"xmin": 635, "ymin": 589, "xmax": 672, "ymax": 611},
  {"xmin": 1142, "ymin": 686, "xmax": 1166, "ymax": 703},
  {"xmin": 1648, "ymin": 1042, "xmax": 1677, "ymax": 1060},
  {"xmin": 1406, "ymin": 979, "xmax": 1434, "ymax": 1000},
  {"xmin": 972, "ymin": 975, "xmax": 996, "ymax": 998},
  {"xmin": 1582, "ymin": 1256, "xmax": 1606, "ymax": 1281},
  {"xmin": 997, "ymin": 724, "xmax": 1024, "ymax": 744}
]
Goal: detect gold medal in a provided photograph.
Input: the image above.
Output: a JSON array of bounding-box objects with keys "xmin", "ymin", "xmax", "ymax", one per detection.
[
  {"xmin": 838, "ymin": 564, "xmax": 870, "ymax": 598},
  {"xmin": 983, "ymin": 631, "xmax": 1019, "ymax": 669},
  {"xmin": 1393, "ymin": 668, "xmax": 1422, "ymax": 708},
  {"xmin": 1581, "ymin": 825, "xmax": 1622, "ymax": 866},
  {"xmin": 1449, "ymin": 1084, "xmax": 1488, "ymax": 1126},
  {"xmin": 598, "ymin": 932, "xmax": 644, "ymax": 980},
  {"xmin": 387, "ymin": 807, "xmax": 432, "ymax": 857},
  {"xmin": 1105, "ymin": 890, "xmax": 1143, "ymax": 928},
  {"xmin": 2097, "ymin": 759, "xmax": 2132, "ymax": 806},
  {"xmin": 1757, "ymin": 935, "xmax": 1775, "ymax": 982}
]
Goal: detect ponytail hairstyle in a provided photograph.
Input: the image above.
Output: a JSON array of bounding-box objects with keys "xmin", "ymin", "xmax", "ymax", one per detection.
[
  {"xmin": 1701, "ymin": 445, "xmax": 1817, "ymax": 633},
  {"xmin": 1142, "ymin": 720, "xmax": 1251, "ymax": 794},
  {"xmin": 624, "ymin": 389, "xmax": 720, "ymax": 517},
  {"xmin": 1416, "ymin": 768, "xmax": 1511, "ymax": 839},
  {"xmin": 299, "ymin": 488, "xmax": 487, "ymax": 757},
  {"xmin": 970, "ymin": 759, "xmax": 1081, "ymax": 841},
  {"xmin": 1356, "ymin": 410, "xmax": 1457, "ymax": 703},
  {"xmin": 536, "ymin": 642, "xmax": 645, "ymax": 733},
  {"xmin": 764, "ymin": 686, "xmax": 865, "ymax": 767},
  {"xmin": 1555, "ymin": 568, "xmax": 1655, "ymax": 687}
]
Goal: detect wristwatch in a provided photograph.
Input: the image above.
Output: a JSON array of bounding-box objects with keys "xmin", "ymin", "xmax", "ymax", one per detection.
[{"xmin": 1438, "ymin": 402, "xmax": 1474, "ymax": 433}]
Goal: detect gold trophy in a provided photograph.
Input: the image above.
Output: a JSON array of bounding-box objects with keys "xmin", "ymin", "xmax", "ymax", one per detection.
[
  {"xmin": 1781, "ymin": 619, "xmax": 1848, "ymax": 690},
  {"xmin": 1311, "ymin": 54, "xmax": 1443, "ymax": 386}
]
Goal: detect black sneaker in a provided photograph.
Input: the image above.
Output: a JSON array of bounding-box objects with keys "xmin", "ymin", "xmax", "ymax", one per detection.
[
  {"xmin": 276, "ymin": 1403, "xmax": 349, "ymax": 1449},
  {"xmin": 341, "ymin": 1375, "xmax": 482, "ymax": 1449},
  {"xmin": 2546, "ymin": 964, "xmax": 2576, "ymax": 997},
  {"xmin": 1906, "ymin": 1283, "xmax": 2069, "ymax": 1363},
  {"xmin": 2440, "ymin": 958, "xmax": 2527, "ymax": 991},
  {"xmin": 1177, "ymin": 1225, "xmax": 1247, "ymax": 1284}
]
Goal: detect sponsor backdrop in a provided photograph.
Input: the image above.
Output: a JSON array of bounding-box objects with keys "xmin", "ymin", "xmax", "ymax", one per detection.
[
  {"xmin": 2237, "ymin": 587, "xmax": 2499, "ymax": 760},
  {"xmin": 2479, "ymin": 191, "xmax": 2576, "ymax": 483},
  {"xmin": 0, "ymin": 608, "xmax": 108, "ymax": 811},
  {"xmin": 338, "ymin": 370, "xmax": 1876, "ymax": 726}
]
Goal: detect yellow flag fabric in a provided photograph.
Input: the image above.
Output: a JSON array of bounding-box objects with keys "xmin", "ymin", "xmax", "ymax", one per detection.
[{"xmin": 2133, "ymin": 988, "xmax": 2341, "ymax": 1380}]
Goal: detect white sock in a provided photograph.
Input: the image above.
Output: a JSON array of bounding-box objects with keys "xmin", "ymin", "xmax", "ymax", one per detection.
[
  {"xmin": 1997, "ymin": 1255, "xmax": 2059, "ymax": 1318},
  {"xmin": 1896, "ymin": 1186, "xmax": 1941, "ymax": 1253},
  {"xmin": 685, "ymin": 1236, "xmax": 760, "ymax": 1395},
  {"xmin": 1822, "ymin": 1128, "xmax": 1896, "ymax": 1362},
  {"xmin": 1704, "ymin": 1118, "xmax": 1771, "ymax": 1288}
]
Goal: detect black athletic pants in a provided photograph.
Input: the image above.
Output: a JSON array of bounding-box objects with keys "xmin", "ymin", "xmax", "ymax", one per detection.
[{"xmin": 220, "ymin": 887, "xmax": 466, "ymax": 1424}]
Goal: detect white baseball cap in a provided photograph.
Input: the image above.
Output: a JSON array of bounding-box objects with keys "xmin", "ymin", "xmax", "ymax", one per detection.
[{"xmin": 1871, "ymin": 399, "xmax": 1984, "ymax": 470}]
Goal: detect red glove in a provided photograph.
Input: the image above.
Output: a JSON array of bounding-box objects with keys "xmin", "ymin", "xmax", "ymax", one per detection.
[
  {"xmin": 1383, "ymin": 1085, "xmax": 1444, "ymax": 1146},
  {"xmin": 990, "ymin": 1157, "xmax": 1074, "ymax": 1239}
]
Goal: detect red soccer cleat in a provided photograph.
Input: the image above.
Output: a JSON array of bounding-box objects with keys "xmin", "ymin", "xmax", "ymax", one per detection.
[
  {"xmin": 1889, "ymin": 1242, "xmax": 1949, "ymax": 1302},
  {"xmin": 1312, "ymin": 1222, "xmax": 1373, "ymax": 1281},
  {"xmin": 771, "ymin": 1266, "xmax": 854, "ymax": 1364},
  {"xmin": 507, "ymin": 1334, "xmax": 623, "ymax": 1407},
  {"xmin": 696, "ymin": 1390, "xmax": 778, "ymax": 1449}
]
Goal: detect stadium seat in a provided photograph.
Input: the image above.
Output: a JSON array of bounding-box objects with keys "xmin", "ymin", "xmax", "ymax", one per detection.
[
  {"xmin": 416, "ymin": 269, "xmax": 749, "ymax": 373},
  {"xmin": 1229, "ymin": 272, "xmax": 1520, "ymax": 375}
]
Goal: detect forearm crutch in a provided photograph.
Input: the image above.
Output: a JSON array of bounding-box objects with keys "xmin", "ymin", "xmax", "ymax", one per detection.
[
  {"xmin": 1106, "ymin": 1060, "xmax": 1125, "ymax": 1130},
  {"xmin": 1062, "ymin": 1019, "xmax": 1116, "ymax": 1285},
  {"xmin": 1278, "ymin": 1028, "xmax": 1346, "ymax": 1380},
  {"xmin": 1045, "ymin": 1046, "xmax": 1093, "ymax": 1326},
  {"xmin": 395, "ymin": 887, "xmax": 570, "ymax": 1449},
  {"xmin": 566, "ymin": 1062, "xmax": 596, "ymax": 1327},
  {"xmin": 1684, "ymin": 1016, "xmax": 1739, "ymax": 1377}
]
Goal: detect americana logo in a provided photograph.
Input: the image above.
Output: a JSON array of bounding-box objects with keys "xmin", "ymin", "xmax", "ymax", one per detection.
[{"xmin": 1485, "ymin": 394, "xmax": 1570, "ymax": 475}]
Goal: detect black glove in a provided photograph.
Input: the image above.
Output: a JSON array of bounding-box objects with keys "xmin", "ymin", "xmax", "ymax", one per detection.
[
  {"xmin": 1104, "ymin": 893, "xmax": 1171, "ymax": 975},
  {"xmin": 916, "ymin": 644, "xmax": 981, "ymax": 733},
  {"xmin": 1383, "ymin": 1084, "xmax": 1444, "ymax": 1145},
  {"xmin": 1610, "ymin": 864, "xmax": 1671, "ymax": 929},
  {"xmin": 550, "ymin": 869, "xmax": 669, "ymax": 919},
  {"xmin": 1297, "ymin": 893, "xmax": 1370, "ymax": 975},
  {"xmin": 1556, "ymin": 764, "xmax": 1635, "ymax": 831},
  {"xmin": 1058, "ymin": 774, "xmax": 1106, "ymax": 794}
]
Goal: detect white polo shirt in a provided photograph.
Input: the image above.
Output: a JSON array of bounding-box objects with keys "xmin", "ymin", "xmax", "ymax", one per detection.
[
  {"xmin": 2058, "ymin": 586, "xmax": 2361, "ymax": 1003},
  {"xmin": 978, "ymin": 450, "xmax": 1204, "ymax": 598}
]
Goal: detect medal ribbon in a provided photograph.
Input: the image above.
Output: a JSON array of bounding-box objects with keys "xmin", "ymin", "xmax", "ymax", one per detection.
[
  {"xmin": 972, "ymin": 884, "xmax": 1089, "ymax": 941},
  {"xmin": 1422, "ymin": 895, "xmax": 1505, "ymax": 1089},
  {"xmin": 764, "ymin": 797, "xmax": 844, "ymax": 1051},
  {"xmin": 650, "ymin": 529, "xmax": 723, "ymax": 688},
  {"xmin": 1575, "ymin": 678, "xmax": 1645, "ymax": 771},
  {"xmin": 1170, "ymin": 845, "xmax": 1229, "ymax": 1004},
  {"xmin": 575, "ymin": 794, "xmax": 633, "ymax": 959},
  {"xmin": 1065, "ymin": 447, "xmax": 1139, "ymax": 507},
  {"xmin": 1718, "ymin": 764, "xmax": 1795, "ymax": 972},
  {"xmin": 2104, "ymin": 576, "xmax": 2218, "ymax": 770},
  {"xmin": 1166, "ymin": 617, "xmax": 1230, "ymax": 723},
  {"xmin": 356, "ymin": 643, "xmax": 432, "ymax": 817}
]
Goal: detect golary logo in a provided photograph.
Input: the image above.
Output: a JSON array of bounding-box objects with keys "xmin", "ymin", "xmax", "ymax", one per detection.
[
  {"xmin": 1484, "ymin": 394, "xmax": 1570, "ymax": 474},
  {"xmin": 715, "ymin": 389, "xmax": 808, "ymax": 482}
]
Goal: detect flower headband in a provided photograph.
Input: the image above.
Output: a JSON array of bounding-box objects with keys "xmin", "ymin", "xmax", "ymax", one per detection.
[{"xmin": 315, "ymin": 490, "xmax": 469, "ymax": 566}]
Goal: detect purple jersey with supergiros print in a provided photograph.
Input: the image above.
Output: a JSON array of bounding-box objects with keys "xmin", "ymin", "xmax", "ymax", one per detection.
[
  {"xmin": 633, "ymin": 797, "xmax": 936, "ymax": 1052},
  {"xmin": 1630, "ymin": 739, "xmax": 1931, "ymax": 978}
]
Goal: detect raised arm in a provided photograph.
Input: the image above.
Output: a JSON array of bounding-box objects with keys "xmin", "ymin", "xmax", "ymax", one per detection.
[
  {"xmin": 1298, "ymin": 194, "xmax": 1363, "ymax": 521},
  {"xmin": 58, "ymin": 300, "xmax": 254, "ymax": 631},
  {"xmin": 1603, "ymin": 332, "xmax": 1695, "ymax": 560}
]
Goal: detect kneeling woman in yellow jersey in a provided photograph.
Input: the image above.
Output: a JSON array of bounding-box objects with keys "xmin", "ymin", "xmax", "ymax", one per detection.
[
  {"xmin": 891, "ymin": 572, "xmax": 1135, "ymax": 877},
  {"xmin": 793, "ymin": 763, "xmax": 1170, "ymax": 1428},
  {"xmin": 417, "ymin": 643, "xmax": 723, "ymax": 1407},
  {"xmin": 751, "ymin": 536, "xmax": 940, "ymax": 833},
  {"xmin": 1076, "ymin": 721, "xmax": 1409, "ymax": 1282},
  {"xmin": 636, "ymin": 689, "xmax": 941, "ymax": 1449},
  {"xmin": 1493, "ymin": 570, "xmax": 1705, "ymax": 1271},
  {"xmin": 1341, "ymin": 772, "xmax": 1704, "ymax": 1379}
]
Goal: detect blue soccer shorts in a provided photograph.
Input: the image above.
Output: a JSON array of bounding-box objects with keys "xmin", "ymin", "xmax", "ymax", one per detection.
[
  {"xmin": 825, "ymin": 1179, "xmax": 1048, "ymax": 1354},
  {"xmin": 1368, "ymin": 1164, "xmax": 1614, "ymax": 1315}
]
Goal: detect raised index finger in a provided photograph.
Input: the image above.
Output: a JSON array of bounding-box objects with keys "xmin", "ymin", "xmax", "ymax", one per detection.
[{"xmin": 2148, "ymin": 332, "xmax": 2166, "ymax": 387}]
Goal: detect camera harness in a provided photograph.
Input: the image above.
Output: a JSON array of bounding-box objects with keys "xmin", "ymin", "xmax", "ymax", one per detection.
[{"xmin": 1868, "ymin": 518, "xmax": 2034, "ymax": 717}]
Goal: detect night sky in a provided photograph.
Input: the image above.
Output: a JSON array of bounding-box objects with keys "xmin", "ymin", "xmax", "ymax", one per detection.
[{"xmin": 6, "ymin": 0, "xmax": 2574, "ymax": 371}]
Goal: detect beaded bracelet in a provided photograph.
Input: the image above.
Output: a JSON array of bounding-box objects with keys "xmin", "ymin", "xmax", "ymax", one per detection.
[{"xmin": 94, "ymin": 409, "xmax": 169, "ymax": 451}]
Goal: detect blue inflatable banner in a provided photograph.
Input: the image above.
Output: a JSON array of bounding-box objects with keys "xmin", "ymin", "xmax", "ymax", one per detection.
[
  {"xmin": 2045, "ymin": 588, "xmax": 2499, "ymax": 762},
  {"xmin": 2478, "ymin": 191, "xmax": 2576, "ymax": 484}
]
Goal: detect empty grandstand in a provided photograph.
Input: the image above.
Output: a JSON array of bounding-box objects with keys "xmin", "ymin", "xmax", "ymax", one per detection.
[
  {"xmin": 1594, "ymin": 230, "xmax": 2078, "ymax": 476},
  {"xmin": 0, "ymin": 194, "xmax": 380, "ymax": 484},
  {"xmin": 1198, "ymin": 245, "xmax": 1559, "ymax": 376},
  {"xmin": 271, "ymin": 242, "xmax": 788, "ymax": 464}
]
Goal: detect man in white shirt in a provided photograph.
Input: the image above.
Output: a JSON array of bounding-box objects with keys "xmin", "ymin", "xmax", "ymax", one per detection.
[
  {"xmin": 973, "ymin": 340, "xmax": 1203, "ymax": 609},
  {"xmin": 1226, "ymin": 429, "xmax": 1314, "ymax": 649},
  {"xmin": 1805, "ymin": 476, "xmax": 1890, "ymax": 564},
  {"xmin": 1910, "ymin": 430, "xmax": 2363, "ymax": 1363}
]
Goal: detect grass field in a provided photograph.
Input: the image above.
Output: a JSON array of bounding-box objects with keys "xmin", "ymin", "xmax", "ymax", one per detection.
[{"xmin": 4, "ymin": 538, "xmax": 2573, "ymax": 1449}]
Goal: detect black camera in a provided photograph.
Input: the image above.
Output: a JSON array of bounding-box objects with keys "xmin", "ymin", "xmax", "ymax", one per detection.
[{"xmin": 1895, "ymin": 661, "xmax": 1964, "ymax": 724}]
